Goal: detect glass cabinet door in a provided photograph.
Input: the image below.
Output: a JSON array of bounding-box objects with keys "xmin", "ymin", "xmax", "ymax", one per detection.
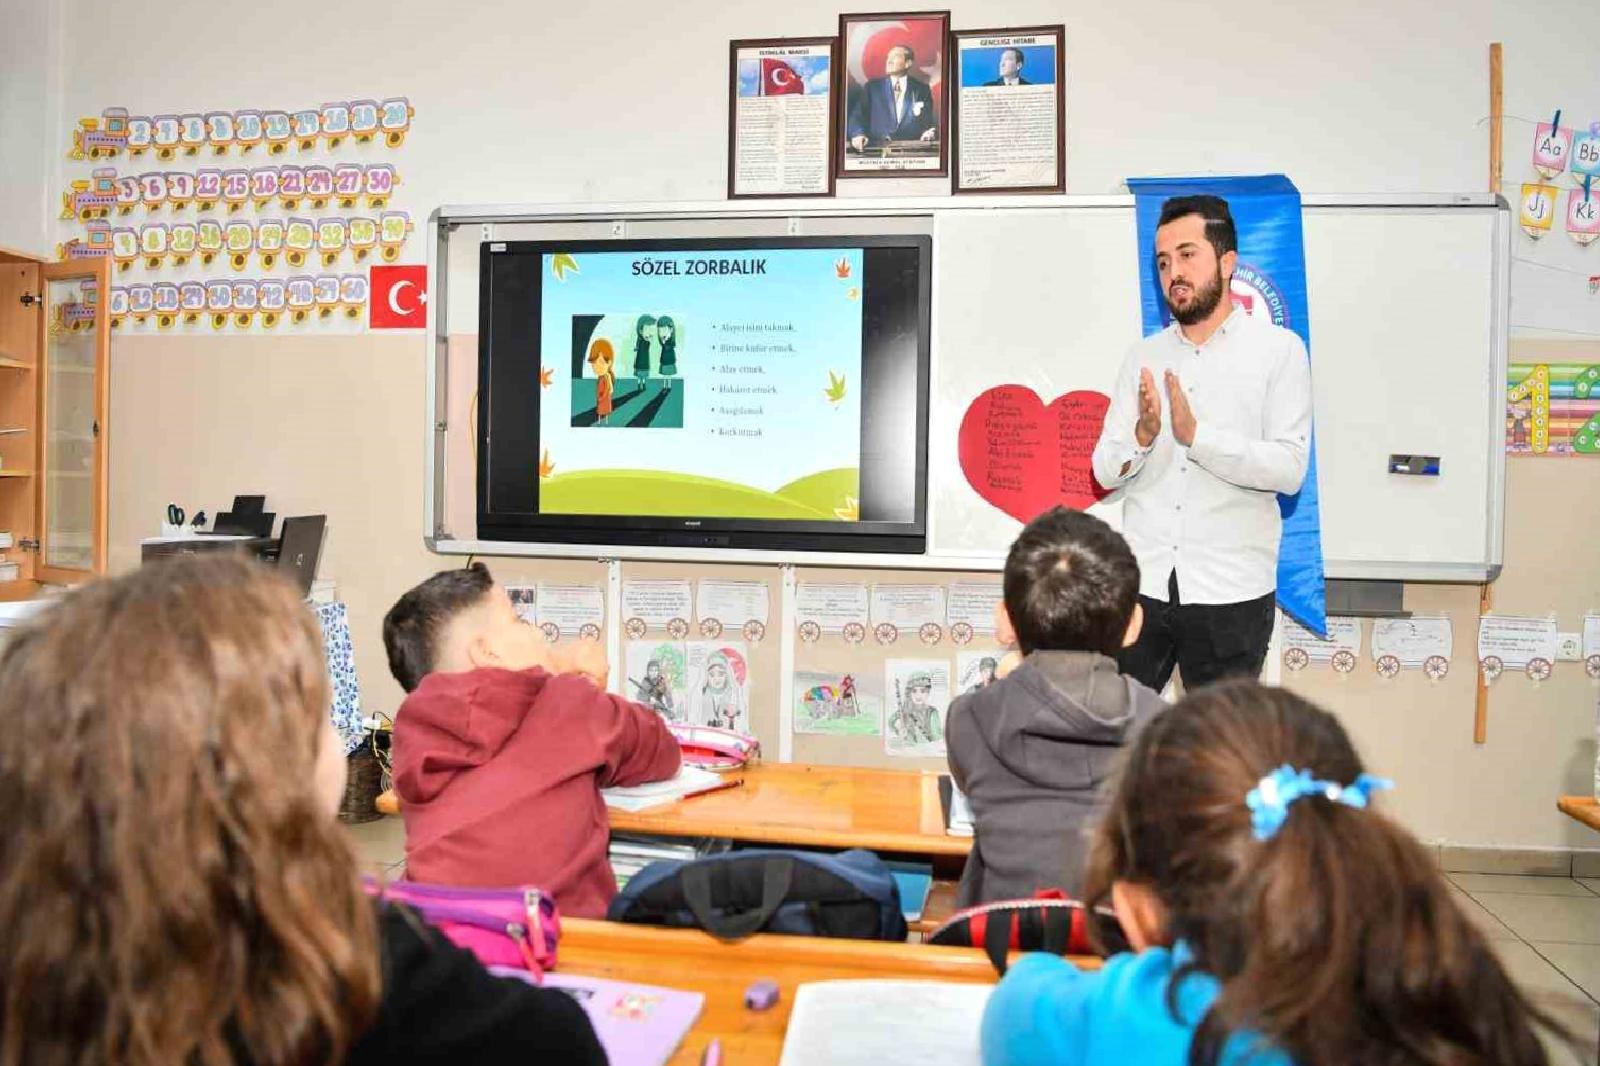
[{"xmin": 38, "ymin": 260, "xmax": 109, "ymax": 580}]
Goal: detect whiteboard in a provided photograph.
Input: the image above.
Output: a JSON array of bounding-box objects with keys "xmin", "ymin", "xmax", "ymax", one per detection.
[{"xmin": 430, "ymin": 195, "xmax": 1509, "ymax": 582}]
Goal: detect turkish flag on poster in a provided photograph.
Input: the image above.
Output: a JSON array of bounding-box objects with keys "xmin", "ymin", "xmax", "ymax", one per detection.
[
  {"xmin": 369, "ymin": 264, "xmax": 427, "ymax": 330},
  {"xmin": 761, "ymin": 59, "xmax": 804, "ymax": 95}
]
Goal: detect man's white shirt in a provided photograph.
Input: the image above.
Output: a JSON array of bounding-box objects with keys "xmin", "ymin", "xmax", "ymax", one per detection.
[{"xmin": 1090, "ymin": 309, "xmax": 1313, "ymax": 605}]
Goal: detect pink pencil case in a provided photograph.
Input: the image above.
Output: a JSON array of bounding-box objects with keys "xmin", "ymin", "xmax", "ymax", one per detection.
[{"xmin": 365, "ymin": 877, "xmax": 560, "ymax": 977}]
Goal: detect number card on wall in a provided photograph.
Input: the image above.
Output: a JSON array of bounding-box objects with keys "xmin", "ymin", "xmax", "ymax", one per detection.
[{"xmin": 60, "ymin": 95, "xmax": 418, "ymax": 337}]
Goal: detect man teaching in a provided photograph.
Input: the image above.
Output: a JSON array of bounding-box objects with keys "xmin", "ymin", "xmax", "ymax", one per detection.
[
  {"xmin": 1091, "ymin": 195, "xmax": 1313, "ymax": 693},
  {"xmin": 847, "ymin": 44, "xmax": 937, "ymax": 150}
]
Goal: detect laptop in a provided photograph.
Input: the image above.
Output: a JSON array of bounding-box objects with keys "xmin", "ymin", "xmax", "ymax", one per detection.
[{"xmin": 275, "ymin": 515, "xmax": 326, "ymax": 596}]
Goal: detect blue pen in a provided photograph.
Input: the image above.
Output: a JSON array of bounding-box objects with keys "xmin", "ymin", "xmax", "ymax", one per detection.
[{"xmin": 701, "ymin": 1038, "xmax": 722, "ymax": 1066}]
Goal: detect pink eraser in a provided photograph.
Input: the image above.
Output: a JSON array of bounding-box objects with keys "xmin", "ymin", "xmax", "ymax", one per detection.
[{"xmin": 744, "ymin": 979, "xmax": 780, "ymax": 1010}]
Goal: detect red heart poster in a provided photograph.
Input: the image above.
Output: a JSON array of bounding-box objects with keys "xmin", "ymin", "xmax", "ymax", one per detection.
[{"xmin": 957, "ymin": 386, "xmax": 1112, "ymax": 523}]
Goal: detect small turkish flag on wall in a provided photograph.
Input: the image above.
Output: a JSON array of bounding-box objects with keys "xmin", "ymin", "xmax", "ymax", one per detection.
[{"xmin": 369, "ymin": 264, "xmax": 428, "ymax": 330}]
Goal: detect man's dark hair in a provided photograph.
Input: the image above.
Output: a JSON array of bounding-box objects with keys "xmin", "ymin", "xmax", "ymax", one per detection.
[
  {"xmin": 1156, "ymin": 194, "xmax": 1237, "ymax": 260},
  {"xmin": 383, "ymin": 561, "xmax": 495, "ymax": 692},
  {"xmin": 889, "ymin": 43, "xmax": 915, "ymax": 63},
  {"xmin": 1002, "ymin": 507, "xmax": 1140, "ymax": 657},
  {"xmin": 1001, "ymin": 47, "xmax": 1024, "ymax": 67}
]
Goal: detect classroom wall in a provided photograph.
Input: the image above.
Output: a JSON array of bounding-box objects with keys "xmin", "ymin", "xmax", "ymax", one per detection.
[
  {"xmin": 1286, "ymin": 422, "xmax": 1600, "ymax": 853},
  {"xmin": 0, "ymin": 0, "xmax": 59, "ymax": 255},
  {"xmin": 6, "ymin": 0, "xmax": 1600, "ymax": 850}
]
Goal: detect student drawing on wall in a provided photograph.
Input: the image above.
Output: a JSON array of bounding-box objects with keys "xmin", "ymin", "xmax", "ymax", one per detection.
[
  {"xmin": 892, "ymin": 671, "xmax": 942, "ymax": 744},
  {"xmin": 656, "ymin": 315, "xmax": 678, "ymax": 391},
  {"xmin": 631, "ymin": 658, "xmax": 677, "ymax": 720},
  {"xmin": 633, "ymin": 314, "xmax": 656, "ymax": 387},
  {"xmin": 966, "ymin": 656, "xmax": 998, "ymax": 693},
  {"xmin": 698, "ymin": 648, "xmax": 744, "ymax": 730},
  {"xmin": 587, "ymin": 338, "xmax": 615, "ymax": 425},
  {"xmin": 838, "ymin": 674, "xmax": 860, "ymax": 718}
]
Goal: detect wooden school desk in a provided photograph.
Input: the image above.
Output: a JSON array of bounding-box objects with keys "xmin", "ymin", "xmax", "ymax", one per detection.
[
  {"xmin": 556, "ymin": 918, "xmax": 1089, "ymax": 1066},
  {"xmin": 608, "ymin": 762, "xmax": 972, "ymax": 859},
  {"xmin": 1558, "ymin": 796, "xmax": 1600, "ymax": 833}
]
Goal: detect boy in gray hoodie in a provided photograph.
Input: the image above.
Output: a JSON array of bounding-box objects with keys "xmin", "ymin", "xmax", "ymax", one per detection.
[{"xmin": 947, "ymin": 506, "xmax": 1164, "ymax": 906}]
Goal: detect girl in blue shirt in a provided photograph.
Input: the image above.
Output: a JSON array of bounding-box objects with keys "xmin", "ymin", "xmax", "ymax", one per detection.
[{"xmin": 982, "ymin": 681, "xmax": 1565, "ymax": 1066}]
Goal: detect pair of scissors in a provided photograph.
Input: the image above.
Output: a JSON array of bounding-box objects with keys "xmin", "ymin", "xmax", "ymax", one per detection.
[{"xmin": 167, "ymin": 503, "xmax": 185, "ymax": 526}]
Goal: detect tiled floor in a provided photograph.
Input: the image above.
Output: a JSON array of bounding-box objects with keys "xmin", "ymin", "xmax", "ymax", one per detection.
[
  {"xmin": 1446, "ymin": 873, "xmax": 1600, "ymax": 1066},
  {"xmin": 342, "ymin": 819, "xmax": 1600, "ymax": 1063}
]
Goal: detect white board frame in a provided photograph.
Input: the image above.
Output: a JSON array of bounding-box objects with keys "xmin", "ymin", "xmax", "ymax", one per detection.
[{"xmin": 426, "ymin": 194, "xmax": 1509, "ymax": 582}]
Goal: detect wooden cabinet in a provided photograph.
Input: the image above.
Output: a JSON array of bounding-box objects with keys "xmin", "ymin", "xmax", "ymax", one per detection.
[{"xmin": 0, "ymin": 246, "xmax": 110, "ymax": 598}]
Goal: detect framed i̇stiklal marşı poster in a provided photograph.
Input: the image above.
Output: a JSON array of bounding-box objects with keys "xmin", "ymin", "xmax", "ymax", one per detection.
[{"xmin": 729, "ymin": 37, "xmax": 837, "ymax": 199}]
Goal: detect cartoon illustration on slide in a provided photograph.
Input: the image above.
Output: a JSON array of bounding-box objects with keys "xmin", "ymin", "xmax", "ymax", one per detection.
[
  {"xmin": 570, "ymin": 312, "xmax": 685, "ymax": 429},
  {"xmin": 825, "ymin": 370, "xmax": 847, "ymax": 405},
  {"xmin": 633, "ymin": 315, "xmax": 655, "ymax": 386},
  {"xmin": 587, "ymin": 338, "xmax": 616, "ymax": 425},
  {"xmin": 550, "ymin": 253, "xmax": 579, "ymax": 281},
  {"xmin": 657, "ymin": 315, "xmax": 679, "ymax": 390}
]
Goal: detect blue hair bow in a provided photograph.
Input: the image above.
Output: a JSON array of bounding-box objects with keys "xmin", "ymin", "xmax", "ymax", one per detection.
[{"xmin": 1245, "ymin": 765, "xmax": 1394, "ymax": 841}]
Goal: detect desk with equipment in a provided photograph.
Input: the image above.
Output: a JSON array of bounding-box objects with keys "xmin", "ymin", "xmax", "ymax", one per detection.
[{"xmin": 141, "ymin": 495, "xmax": 327, "ymax": 596}]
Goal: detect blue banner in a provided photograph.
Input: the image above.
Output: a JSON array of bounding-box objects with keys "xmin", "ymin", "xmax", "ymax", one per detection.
[{"xmin": 1127, "ymin": 174, "xmax": 1326, "ymax": 636}]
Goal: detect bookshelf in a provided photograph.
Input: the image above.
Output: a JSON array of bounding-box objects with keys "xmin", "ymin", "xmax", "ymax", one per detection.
[{"xmin": 0, "ymin": 245, "xmax": 110, "ymax": 591}]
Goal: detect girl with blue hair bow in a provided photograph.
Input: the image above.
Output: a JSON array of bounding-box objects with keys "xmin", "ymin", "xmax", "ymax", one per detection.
[{"xmin": 982, "ymin": 681, "xmax": 1568, "ymax": 1066}]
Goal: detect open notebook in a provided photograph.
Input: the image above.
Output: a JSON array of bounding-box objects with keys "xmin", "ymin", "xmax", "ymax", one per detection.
[
  {"xmin": 601, "ymin": 765, "xmax": 725, "ymax": 812},
  {"xmin": 779, "ymin": 980, "xmax": 993, "ymax": 1066},
  {"xmin": 491, "ymin": 969, "xmax": 704, "ymax": 1066}
]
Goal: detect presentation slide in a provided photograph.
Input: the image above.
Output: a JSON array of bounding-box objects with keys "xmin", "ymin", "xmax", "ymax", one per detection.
[{"xmin": 537, "ymin": 247, "xmax": 866, "ymax": 521}]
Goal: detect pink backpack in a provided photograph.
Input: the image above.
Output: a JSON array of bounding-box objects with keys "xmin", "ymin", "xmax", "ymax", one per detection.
[{"xmin": 366, "ymin": 878, "xmax": 560, "ymax": 977}]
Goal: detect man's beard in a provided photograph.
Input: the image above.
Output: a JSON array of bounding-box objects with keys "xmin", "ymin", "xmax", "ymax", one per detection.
[{"xmin": 1166, "ymin": 266, "xmax": 1226, "ymax": 326}]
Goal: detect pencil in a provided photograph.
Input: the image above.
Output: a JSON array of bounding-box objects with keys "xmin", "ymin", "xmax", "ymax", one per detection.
[{"xmin": 682, "ymin": 778, "xmax": 744, "ymax": 801}]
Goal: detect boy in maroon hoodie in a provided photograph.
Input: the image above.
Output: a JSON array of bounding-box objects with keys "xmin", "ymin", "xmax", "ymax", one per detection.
[{"xmin": 383, "ymin": 562, "xmax": 681, "ymax": 917}]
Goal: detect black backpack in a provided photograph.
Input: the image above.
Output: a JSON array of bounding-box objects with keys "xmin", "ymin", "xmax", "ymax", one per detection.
[{"xmin": 606, "ymin": 848, "xmax": 908, "ymax": 941}]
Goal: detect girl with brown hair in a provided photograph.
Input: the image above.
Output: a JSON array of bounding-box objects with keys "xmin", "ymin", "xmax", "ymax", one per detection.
[
  {"xmin": 0, "ymin": 555, "xmax": 603, "ymax": 1066},
  {"xmin": 981, "ymin": 681, "xmax": 1567, "ymax": 1066}
]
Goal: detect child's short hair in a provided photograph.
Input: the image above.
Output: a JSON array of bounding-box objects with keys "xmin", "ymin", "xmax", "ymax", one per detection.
[
  {"xmin": 1001, "ymin": 506, "xmax": 1139, "ymax": 656},
  {"xmin": 383, "ymin": 561, "xmax": 496, "ymax": 692},
  {"xmin": 1085, "ymin": 681, "xmax": 1563, "ymax": 1066}
]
